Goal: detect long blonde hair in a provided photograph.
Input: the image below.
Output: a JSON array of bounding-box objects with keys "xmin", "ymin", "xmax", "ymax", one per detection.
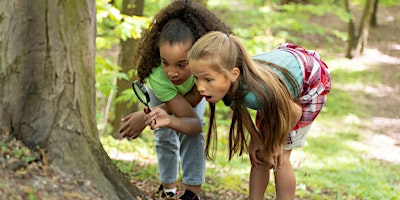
[{"xmin": 188, "ymin": 31, "xmax": 298, "ymax": 164}]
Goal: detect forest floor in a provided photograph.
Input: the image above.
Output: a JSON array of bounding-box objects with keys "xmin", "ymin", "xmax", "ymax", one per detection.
[{"xmin": 0, "ymin": 4, "xmax": 399, "ymax": 200}]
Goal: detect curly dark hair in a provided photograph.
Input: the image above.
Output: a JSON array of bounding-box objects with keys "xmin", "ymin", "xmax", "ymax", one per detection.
[{"xmin": 133, "ymin": 0, "xmax": 232, "ymax": 82}]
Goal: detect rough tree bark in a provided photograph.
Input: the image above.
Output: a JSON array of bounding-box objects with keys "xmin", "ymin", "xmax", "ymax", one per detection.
[
  {"xmin": 0, "ymin": 1, "xmax": 145, "ymax": 199},
  {"xmin": 111, "ymin": 0, "xmax": 143, "ymax": 136}
]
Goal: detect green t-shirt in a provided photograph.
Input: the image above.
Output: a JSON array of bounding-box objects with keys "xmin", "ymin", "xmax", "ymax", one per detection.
[{"xmin": 145, "ymin": 65, "xmax": 195, "ymax": 102}]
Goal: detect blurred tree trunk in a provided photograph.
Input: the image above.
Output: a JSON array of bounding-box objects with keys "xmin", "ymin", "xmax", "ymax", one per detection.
[
  {"xmin": 260, "ymin": 0, "xmax": 271, "ymax": 6},
  {"xmin": 370, "ymin": 0, "xmax": 379, "ymax": 27},
  {"xmin": 280, "ymin": 0, "xmax": 308, "ymax": 4},
  {"xmin": 0, "ymin": 1, "xmax": 145, "ymax": 199},
  {"xmin": 345, "ymin": 0, "xmax": 376, "ymax": 58},
  {"xmin": 354, "ymin": 0, "xmax": 375, "ymax": 56},
  {"xmin": 194, "ymin": 0, "xmax": 207, "ymax": 7},
  {"xmin": 111, "ymin": 0, "xmax": 143, "ymax": 137},
  {"xmin": 344, "ymin": 0, "xmax": 356, "ymax": 58}
]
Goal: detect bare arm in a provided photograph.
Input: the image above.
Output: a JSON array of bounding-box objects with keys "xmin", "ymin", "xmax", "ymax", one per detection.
[
  {"xmin": 290, "ymin": 100, "xmax": 302, "ymax": 128},
  {"xmin": 242, "ymin": 110, "xmax": 265, "ymax": 167},
  {"xmin": 145, "ymin": 93, "xmax": 202, "ymax": 134},
  {"xmin": 157, "ymin": 85, "xmax": 203, "ymax": 113},
  {"xmin": 183, "ymin": 85, "xmax": 204, "ymax": 107}
]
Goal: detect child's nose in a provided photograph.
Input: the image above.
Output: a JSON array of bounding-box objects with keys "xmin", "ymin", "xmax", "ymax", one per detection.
[
  {"xmin": 167, "ymin": 69, "xmax": 178, "ymax": 77},
  {"xmin": 196, "ymin": 84, "xmax": 205, "ymax": 93}
]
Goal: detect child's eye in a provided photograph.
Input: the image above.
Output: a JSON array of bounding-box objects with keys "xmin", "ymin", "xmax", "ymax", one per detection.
[
  {"xmin": 178, "ymin": 62, "xmax": 188, "ymax": 68},
  {"xmin": 161, "ymin": 60, "xmax": 168, "ymax": 66}
]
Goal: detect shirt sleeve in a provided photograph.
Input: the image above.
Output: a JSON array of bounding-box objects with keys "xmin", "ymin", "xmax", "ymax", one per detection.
[{"xmin": 146, "ymin": 67, "xmax": 178, "ymax": 102}]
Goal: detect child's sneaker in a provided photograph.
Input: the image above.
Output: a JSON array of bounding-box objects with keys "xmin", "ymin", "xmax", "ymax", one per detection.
[
  {"xmin": 179, "ymin": 189, "xmax": 200, "ymax": 200},
  {"xmin": 154, "ymin": 184, "xmax": 178, "ymax": 199}
]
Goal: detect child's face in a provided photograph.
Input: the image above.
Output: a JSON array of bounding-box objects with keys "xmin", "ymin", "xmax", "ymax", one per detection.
[
  {"xmin": 190, "ymin": 59, "xmax": 239, "ymax": 103},
  {"xmin": 159, "ymin": 42, "xmax": 192, "ymax": 85}
]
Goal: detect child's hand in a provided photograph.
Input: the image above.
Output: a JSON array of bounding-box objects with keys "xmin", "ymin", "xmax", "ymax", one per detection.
[
  {"xmin": 119, "ymin": 112, "xmax": 146, "ymax": 139},
  {"xmin": 248, "ymin": 136, "xmax": 265, "ymax": 167},
  {"xmin": 144, "ymin": 107, "xmax": 171, "ymax": 130},
  {"xmin": 272, "ymin": 146, "xmax": 284, "ymax": 171}
]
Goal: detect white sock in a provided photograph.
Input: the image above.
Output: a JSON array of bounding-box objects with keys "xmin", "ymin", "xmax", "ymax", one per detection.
[{"xmin": 164, "ymin": 188, "xmax": 176, "ymax": 194}]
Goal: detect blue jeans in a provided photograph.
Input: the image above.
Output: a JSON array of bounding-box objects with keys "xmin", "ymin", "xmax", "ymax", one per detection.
[{"xmin": 148, "ymin": 89, "xmax": 206, "ymax": 186}]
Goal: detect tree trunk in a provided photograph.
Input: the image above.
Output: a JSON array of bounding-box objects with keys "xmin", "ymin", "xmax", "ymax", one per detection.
[
  {"xmin": 111, "ymin": 0, "xmax": 143, "ymax": 137},
  {"xmin": 370, "ymin": 0, "xmax": 379, "ymax": 27},
  {"xmin": 280, "ymin": 0, "xmax": 307, "ymax": 4},
  {"xmin": 355, "ymin": 0, "xmax": 376, "ymax": 56},
  {"xmin": 262, "ymin": 0, "xmax": 271, "ymax": 6},
  {"xmin": 0, "ymin": 1, "xmax": 146, "ymax": 199},
  {"xmin": 345, "ymin": 0, "xmax": 376, "ymax": 58},
  {"xmin": 344, "ymin": 0, "xmax": 356, "ymax": 58},
  {"xmin": 194, "ymin": 0, "xmax": 207, "ymax": 7}
]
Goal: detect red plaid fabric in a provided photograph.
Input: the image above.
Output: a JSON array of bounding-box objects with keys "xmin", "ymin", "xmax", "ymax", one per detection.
[{"xmin": 256, "ymin": 43, "xmax": 331, "ymax": 131}]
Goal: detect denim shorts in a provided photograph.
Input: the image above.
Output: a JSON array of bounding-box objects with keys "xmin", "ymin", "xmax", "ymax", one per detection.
[{"xmin": 148, "ymin": 89, "xmax": 206, "ymax": 186}]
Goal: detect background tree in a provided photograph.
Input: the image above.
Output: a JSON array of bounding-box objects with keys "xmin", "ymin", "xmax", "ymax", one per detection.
[
  {"xmin": 345, "ymin": 0, "xmax": 357, "ymax": 58},
  {"xmin": 345, "ymin": 0, "xmax": 378, "ymax": 58},
  {"xmin": 370, "ymin": 0, "xmax": 379, "ymax": 27},
  {"xmin": 280, "ymin": 0, "xmax": 308, "ymax": 5},
  {"xmin": 194, "ymin": 0, "xmax": 207, "ymax": 7},
  {"xmin": 0, "ymin": 1, "xmax": 145, "ymax": 199},
  {"xmin": 111, "ymin": 0, "xmax": 144, "ymax": 137}
]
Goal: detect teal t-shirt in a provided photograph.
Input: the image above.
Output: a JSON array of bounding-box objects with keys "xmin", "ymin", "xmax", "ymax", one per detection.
[
  {"xmin": 145, "ymin": 65, "xmax": 195, "ymax": 102},
  {"xmin": 253, "ymin": 50, "xmax": 302, "ymax": 98},
  {"xmin": 223, "ymin": 50, "xmax": 302, "ymax": 110}
]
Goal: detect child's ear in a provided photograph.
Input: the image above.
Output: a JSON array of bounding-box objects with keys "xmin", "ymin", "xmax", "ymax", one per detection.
[{"xmin": 230, "ymin": 67, "xmax": 240, "ymax": 82}]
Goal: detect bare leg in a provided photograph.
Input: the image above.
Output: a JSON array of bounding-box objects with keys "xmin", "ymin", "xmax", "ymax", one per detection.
[
  {"xmin": 249, "ymin": 163, "xmax": 271, "ymax": 200},
  {"xmin": 274, "ymin": 149, "xmax": 296, "ymax": 200}
]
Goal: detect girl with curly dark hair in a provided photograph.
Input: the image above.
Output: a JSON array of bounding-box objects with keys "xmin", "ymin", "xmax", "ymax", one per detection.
[{"xmin": 118, "ymin": 1, "xmax": 231, "ymax": 199}]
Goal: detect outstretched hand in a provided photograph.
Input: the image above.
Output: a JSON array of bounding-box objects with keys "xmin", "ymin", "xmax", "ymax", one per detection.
[
  {"xmin": 118, "ymin": 111, "xmax": 146, "ymax": 139},
  {"xmin": 143, "ymin": 107, "xmax": 171, "ymax": 130}
]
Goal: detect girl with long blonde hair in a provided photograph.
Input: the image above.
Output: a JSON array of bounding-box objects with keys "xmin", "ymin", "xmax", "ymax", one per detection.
[{"xmin": 188, "ymin": 31, "xmax": 331, "ymax": 199}]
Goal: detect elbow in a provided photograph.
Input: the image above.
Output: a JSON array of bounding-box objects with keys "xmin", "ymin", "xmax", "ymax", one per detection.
[
  {"xmin": 189, "ymin": 121, "xmax": 203, "ymax": 135},
  {"xmin": 175, "ymin": 118, "xmax": 203, "ymax": 135},
  {"xmin": 291, "ymin": 102, "xmax": 302, "ymax": 127}
]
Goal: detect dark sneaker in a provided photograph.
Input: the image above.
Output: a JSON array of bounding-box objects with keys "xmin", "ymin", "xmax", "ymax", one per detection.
[
  {"xmin": 154, "ymin": 184, "xmax": 178, "ymax": 199},
  {"xmin": 162, "ymin": 192, "xmax": 178, "ymax": 199},
  {"xmin": 179, "ymin": 189, "xmax": 200, "ymax": 200}
]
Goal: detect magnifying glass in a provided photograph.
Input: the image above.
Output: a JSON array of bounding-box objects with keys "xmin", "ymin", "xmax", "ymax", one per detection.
[
  {"xmin": 132, "ymin": 80, "xmax": 156, "ymax": 124},
  {"xmin": 132, "ymin": 80, "xmax": 152, "ymax": 112}
]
